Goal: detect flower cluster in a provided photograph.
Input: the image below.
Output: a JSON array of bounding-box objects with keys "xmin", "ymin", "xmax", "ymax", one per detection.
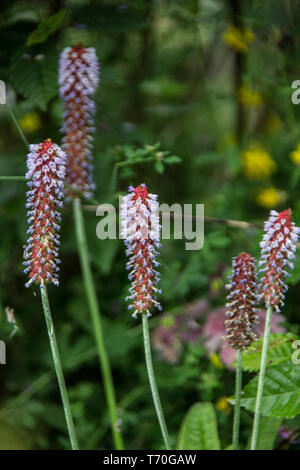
[
  {"xmin": 121, "ymin": 184, "xmax": 162, "ymax": 319},
  {"xmin": 242, "ymin": 145, "xmax": 276, "ymax": 179},
  {"xmin": 259, "ymin": 209, "xmax": 300, "ymax": 311},
  {"xmin": 59, "ymin": 44, "xmax": 100, "ymax": 199},
  {"xmin": 225, "ymin": 252, "xmax": 259, "ymax": 350},
  {"xmin": 208, "ymin": 306, "xmax": 284, "ymax": 366},
  {"xmin": 23, "ymin": 139, "xmax": 66, "ymax": 287},
  {"xmin": 257, "ymin": 187, "xmax": 285, "ymax": 209},
  {"xmin": 223, "ymin": 26, "xmax": 255, "ymax": 53}
]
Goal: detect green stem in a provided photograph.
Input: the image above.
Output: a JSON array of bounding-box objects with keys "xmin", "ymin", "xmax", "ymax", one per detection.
[
  {"xmin": 250, "ymin": 305, "xmax": 273, "ymax": 450},
  {"xmin": 72, "ymin": 198, "xmax": 124, "ymax": 450},
  {"xmin": 142, "ymin": 313, "xmax": 171, "ymax": 450},
  {"xmin": 6, "ymin": 103, "xmax": 29, "ymax": 148},
  {"xmin": 0, "ymin": 176, "xmax": 26, "ymax": 181},
  {"xmin": 233, "ymin": 349, "xmax": 242, "ymax": 450},
  {"xmin": 40, "ymin": 284, "xmax": 79, "ymax": 450}
]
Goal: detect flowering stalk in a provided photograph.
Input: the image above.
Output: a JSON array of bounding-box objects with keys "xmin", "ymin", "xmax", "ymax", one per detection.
[
  {"xmin": 23, "ymin": 139, "xmax": 65, "ymax": 287},
  {"xmin": 60, "ymin": 45, "xmax": 123, "ymax": 448},
  {"xmin": 121, "ymin": 184, "xmax": 162, "ymax": 319},
  {"xmin": 23, "ymin": 139, "xmax": 78, "ymax": 449},
  {"xmin": 225, "ymin": 252, "xmax": 259, "ymax": 450},
  {"xmin": 251, "ymin": 209, "xmax": 300, "ymax": 450},
  {"xmin": 59, "ymin": 44, "xmax": 99, "ymax": 199},
  {"xmin": 121, "ymin": 184, "xmax": 171, "ymax": 449}
]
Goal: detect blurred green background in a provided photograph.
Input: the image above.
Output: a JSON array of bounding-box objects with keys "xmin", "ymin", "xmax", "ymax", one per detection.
[{"xmin": 1, "ymin": 0, "xmax": 300, "ymax": 450}]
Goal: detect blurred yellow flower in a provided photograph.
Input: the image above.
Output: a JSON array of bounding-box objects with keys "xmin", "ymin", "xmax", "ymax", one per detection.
[
  {"xmin": 238, "ymin": 85, "xmax": 263, "ymax": 107},
  {"xmin": 18, "ymin": 112, "xmax": 41, "ymax": 133},
  {"xmin": 290, "ymin": 143, "xmax": 300, "ymax": 165},
  {"xmin": 216, "ymin": 397, "xmax": 231, "ymax": 414},
  {"xmin": 242, "ymin": 146, "xmax": 276, "ymax": 179},
  {"xmin": 257, "ymin": 187, "xmax": 284, "ymax": 208},
  {"xmin": 223, "ymin": 26, "xmax": 255, "ymax": 53},
  {"xmin": 210, "ymin": 352, "xmax": 223, "ymax": 369}
]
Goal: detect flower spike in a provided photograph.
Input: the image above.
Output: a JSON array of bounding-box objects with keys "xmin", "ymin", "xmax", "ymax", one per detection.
[
  {"xmin": 59, "ymin": 44, "xmax": 100, "ymax": 199},
  {"xmin": 225, "ymin": 252, "xmax": 259, "ymax": 350},
  {"xmin": 23, "ymin": 139, "xmax": 66, "ymax": 287},
  {"xmin": 121, "ymin": 184, "xmax": 162, "ymax": 319},
  {"xmin": 259, "ymin": 209, "xmax": 300, "ymax": 311}
]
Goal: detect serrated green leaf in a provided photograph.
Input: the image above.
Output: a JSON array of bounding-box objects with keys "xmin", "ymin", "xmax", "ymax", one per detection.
[
  {"xmin": 241, "ymin": 362, "xmax": 300, "ymax": 418},
  {"xmin": 240, "ymin": 333, "xmax": 298, "ymax": 372},
  {"xmin": 9, "ymin": 49, "xmax": 58, "ymax": 110},
  {"xmin": 177, "ymin": 402, "xmax": 220, "ymax": 450},
  {"xmin": 26, "ymin": 9, "xmax": 66, "ymax": 46}
]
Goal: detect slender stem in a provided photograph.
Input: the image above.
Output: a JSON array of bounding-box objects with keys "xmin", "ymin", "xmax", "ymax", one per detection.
[
  {"xmin": 6, "ymin": 103, "xmax": 29, "ymax": 148},
  {"xmin": 233, "ymin": 349, "xmax": 242, "ymax": 450},
  {"xmin": 250, "ymin": 305, "xmax": 273, "ymax": 450},
  {"xmin": 142, "ymin": 313, "xmax": 171, "ymax": 450},
  {"xmin": 72, "ymin": 197, "xmax": 124, "ymax": 450},
  {"xmin": 40, "ymin": 284, "xmax": 79, "ymax": 450},
  {"xmin": 0, "ymin": 176, "xmax": 26, "ymax": 181}
]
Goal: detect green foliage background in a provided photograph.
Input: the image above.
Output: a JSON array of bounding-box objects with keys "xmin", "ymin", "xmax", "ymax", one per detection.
[{"xmin": 1, "ymin": 0, "xmax": 300, "ymax": 450}]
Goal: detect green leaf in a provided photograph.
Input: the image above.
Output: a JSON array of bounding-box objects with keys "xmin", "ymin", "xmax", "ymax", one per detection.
[
  {"xmin": 26, "ymin": 9, "xmax": 66, "ymax": 46},
  {"xmin": 240, "ymin": 333, "xmax": 298, "ymax": 372},
  {"xmin": 9, "ymin": 48, "xmax": 58, "ymax": 110},
  {"xmin": 155, "ymin": 160, "xmax": 165, "ymax": 174},
  {"xmin": 251, "ymin": 416, "xmax": 282, "ymax": 450},
  {"xmin": 177, "ymin": 402, "xmax": 221, "ymax": 450},
  {"xmin": 164, "ymin": 155, "xmax": 182, "ymax": 164},
  {"xmin": 240, "ymin": 362, "xmax": 300, "ymax": 418}
]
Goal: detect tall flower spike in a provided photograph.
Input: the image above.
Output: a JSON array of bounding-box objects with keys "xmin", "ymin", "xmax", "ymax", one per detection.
[
  {"xmin": 259, "ymin": 209, "xmax": 300, "ymax": 312},
  {"xmin": 59, "ymin": 44, "xmax": 100, "ymax": 199},
  {"xmin": 23, "ymin": 139, "xmax": 66, "ymax": 287},
  {"xmin": 121, "ymin": 184, "xmax": 162, "ymax": 319},
  {"xmin": 225, "ymin": 252, "xmax": 259, "ymax": 350}
]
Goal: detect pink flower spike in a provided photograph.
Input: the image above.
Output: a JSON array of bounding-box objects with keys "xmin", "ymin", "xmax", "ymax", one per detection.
[
  {"xmin": 59, "ymin": 44, "xmax": 100, "ymax": 199},
  {"xmin": 121, "ymin": 184, "xmax": 161, "ymax": 319},
  {"xmin": 225, "ymin": 252, "xmax": 259, "ymax": 350},
  {"xmin": 259, "ymin": 209, "xmax": 300, "ymax": 311},
  {"xmin": 23, "ymin": 139, "xmax": 67, "ymax": 288}
]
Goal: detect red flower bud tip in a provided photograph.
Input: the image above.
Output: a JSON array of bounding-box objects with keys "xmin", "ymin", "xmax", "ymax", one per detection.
[
  {"xmin": 23, "ymin": 139, "xmax": 67, "ymax": 287},
  {"xmin": 259, "ymin": 209, "xmax": 300, "ymax": 311},
  {"xmin": 225, "ymin": 252, "xmax": 259, "ymax": 350},
  {"xmin": 59, "ymin": 44, "xmax": 100, "ymax": 199},
  {"xmin": 120, "ymin": 184, "xmax": 162, "ymax": 319}
]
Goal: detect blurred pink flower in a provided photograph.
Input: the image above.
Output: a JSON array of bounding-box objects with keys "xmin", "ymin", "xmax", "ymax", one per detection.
[{"xmin": 151, "ymin": 299, "xmax": 208, "ymax": 363}]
